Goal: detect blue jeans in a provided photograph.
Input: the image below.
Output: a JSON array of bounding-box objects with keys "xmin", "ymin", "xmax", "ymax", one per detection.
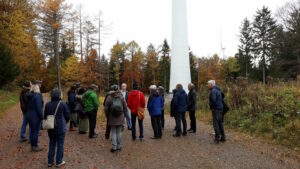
[
  {"xmin": 48, "ymin": 133, "xmax": 65, "ymax": 165},
  {"xmin": 126, "ymin": 110, "xmax": 131, "ymax": 129},
  {"xmin": 131, "ymin": 114, "xmax": 143, "ymax": 140},
  {"xmin": 20, "ymin": 116, "xmax": 30, "ymax": 141},
  {"xmin": 27, "ymin": 118, "xmax": 41, "ymax": 147}
]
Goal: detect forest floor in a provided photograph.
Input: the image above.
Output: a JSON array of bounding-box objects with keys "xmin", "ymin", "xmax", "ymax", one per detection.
[{"xmin": 0, "ymin": 97, "xmax": 299, "ymax": 169}]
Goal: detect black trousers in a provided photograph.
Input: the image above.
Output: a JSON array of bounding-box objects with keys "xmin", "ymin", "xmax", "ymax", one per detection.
[
  {"xmin": 151, "ymin": 115, "xmax": 162, "ymax": 138},
  {"xmin": 212, "ymin": 109, "xmax": 225, "ymax": 140},
  {"xmin": 131, "ymin": 114, "xmax": 143, "ymax": 140},
  {"xmin": 87, "ymin": 109, "xmax": 97, "ymax": 137},
  {"xmin": 189, "ymin": 110, "xmax": 196, "ymax": 132},
  {"xmin": 175, "ymin": 112, "xmax": 187, "ymax": 135},
  {"xmin": 160, "ymin": 109, "xmax": 165, "ymax": 128},
  {"xmin": 105, "ymin": 117, "xmax": 111, "ymax": 139}
]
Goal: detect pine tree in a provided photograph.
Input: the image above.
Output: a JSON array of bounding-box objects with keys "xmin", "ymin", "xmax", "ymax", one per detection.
[
  {"xmin": 252, "ymin": 6, "xmax": 277, "ymax": 85},
  {"xmin": 0, "ymin": 43, "xmax": 19, "ymax": 87},
  {"xmin": 158, "ymin": 39, "xmax": 170, "ymax": 91},
  {"xmin": 238, "ymin": 18, "xmax": 254, "ymax": 78}
]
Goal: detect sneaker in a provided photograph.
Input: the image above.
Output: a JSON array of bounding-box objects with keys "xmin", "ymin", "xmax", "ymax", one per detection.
[
  {"xmin": 20, "ymin": 138, "xmax": 28, "ymax": 143},
  {"xmin": 31, "ymin": 146, "xmax": 44, "ymax": 152},
  {"xmin": 48, "ymin": 163, "xmax": 54, "ymax": 167},
  {"xmin": 56, "ymin": 161, "xmax": 66, "ymax": 168},
  {"xmin": 187, "ymin": 128, "xmax": 193, "ymax": 132},
  {"xmin": 150, "ymin": 136, "xmax": 159, "ymax": 139}
]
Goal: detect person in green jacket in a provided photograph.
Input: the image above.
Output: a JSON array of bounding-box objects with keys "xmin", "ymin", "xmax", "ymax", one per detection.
[{"xmin": 83, "ymin": 84, "xmax": 99, "ymax": 138}]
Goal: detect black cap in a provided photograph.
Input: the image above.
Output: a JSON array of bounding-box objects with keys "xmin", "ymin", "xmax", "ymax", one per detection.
[
  {"xmin": 110, "ymin": 84, "xmax": 119, "ymax": 91},
  {"xmin": 133, "ymin": 83, "xmax": 138, "ymax": 90}
]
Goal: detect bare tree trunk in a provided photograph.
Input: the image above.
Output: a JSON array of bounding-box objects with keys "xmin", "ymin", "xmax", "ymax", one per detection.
[
  {"xmin": 53, "ymin": 13, "xmax": 61, "ymax": 90},
  {"xmin": 79, "ymin": 5, "xmax": 83, "ymax": 61}
]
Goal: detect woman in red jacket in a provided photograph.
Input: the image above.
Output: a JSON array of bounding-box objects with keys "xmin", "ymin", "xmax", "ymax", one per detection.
[{"xmin": 127, "ymin": 83, "xmax": 146, "ymax": 141}]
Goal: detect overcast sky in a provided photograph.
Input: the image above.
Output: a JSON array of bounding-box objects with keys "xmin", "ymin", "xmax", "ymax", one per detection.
[{"xmin": 67, "ymin": 0, "xmax": 289, "ymax": 58}]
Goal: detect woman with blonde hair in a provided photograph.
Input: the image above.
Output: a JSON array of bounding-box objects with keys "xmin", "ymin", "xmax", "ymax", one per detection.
[{"xmin": 26, "ymin": 84, "xmax": 44, "ymax": 152}]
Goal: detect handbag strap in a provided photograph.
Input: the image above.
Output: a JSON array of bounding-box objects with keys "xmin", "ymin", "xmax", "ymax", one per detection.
[
  {"xmin": 138, "ymin": 91, "xmax": 140, "ymax": 109},
  {"xmin": 54, "ymin": 100, "xmax": 62, "ymax": 116}
]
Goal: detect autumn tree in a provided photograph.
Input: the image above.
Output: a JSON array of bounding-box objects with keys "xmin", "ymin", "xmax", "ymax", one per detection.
[
  {"xmin": 37, "ymin": 0, "xmax": 71, "ymax": 90},
  {"xmin": 61, "ymin": 55, "xmax": 80, "ymax": 86},
  {"xmin": 0, "ymin": 0, "xmax": 44, "ymax": 84},
  {"xmin": 145, "ymin": 44, "xmax": 159, "ymax": 85}
]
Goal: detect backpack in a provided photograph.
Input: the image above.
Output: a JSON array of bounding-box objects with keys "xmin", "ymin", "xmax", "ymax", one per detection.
[
  {"xmin": 110, "ymin": 97, "xmax": 123, "ymax": 117},
  {"xmin": 221, "ymin": 92, "xmax": 229, "ymax": 115}
]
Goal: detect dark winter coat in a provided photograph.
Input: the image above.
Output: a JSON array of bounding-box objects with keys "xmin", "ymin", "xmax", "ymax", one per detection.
[
  {"xmin": 67, "ymin": 90, "xmax": 76, "ymax": 113},
  {"xmin": 44, "ymin": 98, "xmax": 70, "ymax": 134},
  {"xmin": 187, "ymin": 89, "xmax": 197, "ymax": 112},
  {"xmin": 75, "ymin": 94, "xmax": 86, "ymax": 118},
  {"xmin": 170, "ymin": 97, "xmax": 176, "ymax": 117},
  {"xmin": 25, "ymin": 92, "xmax": 43, "ymax": 122},
  {"xmin": 209, "ymin": 86, "xmax": 223, "ymax": 110},
  {"xmin": 20, "ymin": 88, "xmax": 30, "ymax": 115},
  {"xmin": 104, "ymin": 91, "xmax": 127, "ymax": 126},
  {"xmin": 174, "ymin": 89, "xmax": 188, "ymax": 113},
  {"xmin": 147, "ymin": 93, "xmax": 164, "ymax": 116}
]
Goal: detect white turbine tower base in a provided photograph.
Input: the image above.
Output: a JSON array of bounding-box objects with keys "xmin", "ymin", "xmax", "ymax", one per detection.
[{"xmin": 170, "ymin": 0, "xmax": 191, "ymax": 92}]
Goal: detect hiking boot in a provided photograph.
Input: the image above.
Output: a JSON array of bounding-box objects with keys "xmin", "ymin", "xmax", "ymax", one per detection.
[
  {"xmin": 173, "ymin": 134, "xmax": 181, "ymax": 137},
  {"xmin": 110, "ymin": 148, "xmax": 117, "ymax": 153},
  {"xmin": 117, "ymin": 147, "xmax": 122, "ymax": 151},
  {"xmin": 182, "ymin": 132, "xmax": 187, "ymax": 136},
  {"xmin": 20, "ymin": 138, "xmax": 28, "ymax": 143},
  {"xmin": 214, "ymin": 139, "xmax": 220, "ymax": 144},
  {"xmin": 31, "ymin": 146, "xmax": 44, "ymax": 152},
  {"xmin": 56, "ymin": 161, "xmax": 66, "ymax": 168},
  {"xmin": 189, "ymin": 130, "xmax": 196, "ymax": 133},
  {"xmin": 89, "ymin": 134, "xmax": 98, "ymax": 139},
  {"xmin": 220, "ymin": 137, "xmax": 226, "ymax": 143}
]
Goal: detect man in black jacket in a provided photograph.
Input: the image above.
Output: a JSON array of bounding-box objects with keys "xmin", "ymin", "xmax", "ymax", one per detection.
[
  {"xmin": 19, "ymin": 81, "xmax": 32, "ymax": 142},
  {"xmin": 187, "ymin": 83, "xmax": 197, "ymax": 133}
]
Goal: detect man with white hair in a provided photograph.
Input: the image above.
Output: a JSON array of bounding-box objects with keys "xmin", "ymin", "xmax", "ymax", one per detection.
[
  {"xmin": 121, "ymin": 83, "xmax": 131, "ymax": 130},
  {"xmin": 207, "ymin": 80, "xmax": 225, "ymax": 144}
]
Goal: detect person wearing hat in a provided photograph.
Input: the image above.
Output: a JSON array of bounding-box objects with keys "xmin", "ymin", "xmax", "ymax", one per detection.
[
  {"xmin": 19, "ymin": 80, "xmax": 32, "ymax": 143},
  {"xmin": 83, "ymin": 84, "xmax": 99, "ymax": 139},
  {"xmin": 26, "ymin": 84, "xmax": 44, "ymax": 152},
  {"xmin": 67, "ymin": 85, "xmax": 77, "ymax": 131},
  {"xmin": 147, "ymin": 85, "xmax": 164, "ymax": 139},
  {"xmin": 104, "ymin": 85, "xmax": 127, "ymax": 152},
  {"xmin": 44, "ymin": 88, "xmax": 70, "ymax": 167}
]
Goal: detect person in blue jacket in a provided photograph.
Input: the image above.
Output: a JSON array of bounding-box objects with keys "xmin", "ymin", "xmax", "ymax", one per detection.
[
  {"xmin": 26, "ymin": 84, "xmax": 44, "ymax": 152},
  {"xmin": 173, "ymin": 84, "xmax": 189, "ymax": 137},
  {"xmin": 44, "ymin": 88, "xmax": 70, "ymax": 167},
  {"xmin": 208, "ymin": 80, "xmax": 225, "ymax": 144},
  {"xmin": 67, "ymin": 85, "xmax": 77, "ymax": 131},
  {"xmin": 147, "ymin": 85, "xmax": 164, "ymax": 139}
]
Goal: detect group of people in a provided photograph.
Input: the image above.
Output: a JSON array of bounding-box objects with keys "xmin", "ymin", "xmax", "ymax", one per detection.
[{"xmin": 19, "ymin": 79, "xmax": 227, "ymax": 167}]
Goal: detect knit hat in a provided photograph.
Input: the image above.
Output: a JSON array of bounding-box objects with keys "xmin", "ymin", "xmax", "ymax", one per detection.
[{"xmin": 23, "ymin": 80, "xmax": 31, "ymax": 90}]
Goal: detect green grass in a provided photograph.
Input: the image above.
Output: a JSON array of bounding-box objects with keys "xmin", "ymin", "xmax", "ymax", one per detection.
[{"xmin": 0, "ymin": 90, "xmax": 19, "ymax": 118}]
